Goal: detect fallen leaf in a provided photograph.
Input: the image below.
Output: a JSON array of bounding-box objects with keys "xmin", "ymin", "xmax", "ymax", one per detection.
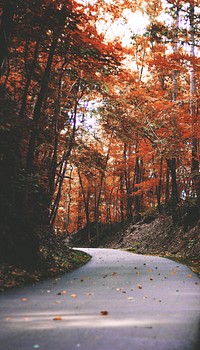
[
  {"xmin": 57, "ymin": 290, "xmax": 67, "ymax": 295},
  {"xmin": 137, "ymin": 285, "xmax": 142, "ymax": 289},
  {"xmin": 112, "ymin": 272, "xmax": 118, "ymax": 276},
  {"xmin": 70, "ymin": 294, "xmax": 77, "ymax": 298},
  {"xmin": 53, "ymin": 316, "xmax": 62, "ymax": 321},
  {"xmin": 186, "ymin": 274, "xmax": 193, "ymax": 278},
  {"xmin": 128, "ymin": 297, "xmax": 135, "ymax": 301},
  {"xmin": 100, "ymin": 310, "xmax": 109, "ymax": 316},
  {"xmin": 21, "ymin": 298, "xmax": 28, "ymax": 302}
]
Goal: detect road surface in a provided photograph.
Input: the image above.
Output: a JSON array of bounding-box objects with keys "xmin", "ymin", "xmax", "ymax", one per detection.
[{"xmin": 0, "ymin": 248, "xmax": 200, "ymax": 350}]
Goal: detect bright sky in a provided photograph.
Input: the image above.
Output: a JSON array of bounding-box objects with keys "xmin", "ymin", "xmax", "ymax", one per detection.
[
  {"xmin": 95, "ymin": 9, "xmax": 149, "ymax": 47},
  {"xmin": 102, "ymin": 10, "xmax": 149, "ymax": 46}
]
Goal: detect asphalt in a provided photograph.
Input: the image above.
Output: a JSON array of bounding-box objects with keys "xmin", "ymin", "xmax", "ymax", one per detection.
[{"xmin": 0, "ymin": 248, "xmax": 200, "ymax": 350}]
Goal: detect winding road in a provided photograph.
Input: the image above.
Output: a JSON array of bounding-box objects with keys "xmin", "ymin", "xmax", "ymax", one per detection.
[{"xmin": 0, "ymin": 248, "xmax": 200, "ymax": 350}]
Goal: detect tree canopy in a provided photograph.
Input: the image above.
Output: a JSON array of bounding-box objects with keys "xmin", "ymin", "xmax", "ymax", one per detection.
[{"xmin": 0, "ymin": 0, "xmax": 199, "ymax": 263}]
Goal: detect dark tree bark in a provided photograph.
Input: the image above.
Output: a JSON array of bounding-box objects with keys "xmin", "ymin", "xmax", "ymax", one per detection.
[
  {"xmin": 26, "ymin": 36, "xmax": 58, "ymax": 174},
  {"xmin": 0, "ymin": 3, "xmax": 14, "ymax": 75},
  {"xmin": 167, "ymin": 158, "xmax": 179, "ymax": 206}
]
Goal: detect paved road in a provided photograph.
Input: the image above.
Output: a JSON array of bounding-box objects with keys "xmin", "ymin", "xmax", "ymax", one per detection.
[{"xmin": 0, "ymin": 248, "xmax": 200, "ymax": 350}]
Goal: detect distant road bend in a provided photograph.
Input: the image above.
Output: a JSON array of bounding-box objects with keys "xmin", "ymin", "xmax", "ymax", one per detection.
[{"xmin": 0, "ymin": 248, "xmax": 200, "ymax": 350}]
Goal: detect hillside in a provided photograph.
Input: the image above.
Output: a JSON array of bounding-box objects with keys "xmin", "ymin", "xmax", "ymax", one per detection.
[{"xmin": 71, "ymin": 205, "xmax": 200, "ymax": 276}]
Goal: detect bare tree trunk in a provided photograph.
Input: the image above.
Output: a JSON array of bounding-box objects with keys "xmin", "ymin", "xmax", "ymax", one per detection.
[
  {"xmin": 167, "ymin": 158, "xmax": 179, "ymax": 206},
  {"xmin": 119, "ymin": 175, "xmax": 125, "ymax": 222},
  {"xmin": 77, "ymin": 168, "xmax": 91, "ymax": 241},
  {"xmin": 123, "ymin": 143, "xmax": 133, "ymax": 221},
  {"xmin": 156, "ymin": 156, "xmax": 163, "ymax": 208},
  {"xmin": 189, "ymin": 3, "xmax": 199, "ymax": 202},
  {"xmin": 166, "ymin": 4, "xmax": 179, "ymax": 207},
  {"xmin": 94, "ymin": 137, "xmax": 112, "ymax": 241}
]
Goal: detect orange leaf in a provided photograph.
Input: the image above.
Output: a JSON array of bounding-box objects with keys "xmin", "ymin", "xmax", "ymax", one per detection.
[{"xmin": 53, "ymin": 316, "xmax": 62, "ymax": 321}]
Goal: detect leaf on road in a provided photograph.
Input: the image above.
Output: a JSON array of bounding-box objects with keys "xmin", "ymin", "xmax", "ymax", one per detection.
[
  {"xmin": 128, "ymin": 297, "xmax": 135, "ymax": 301},
  {"xmin": 137, "ymin": 284, "xmax": 142, "ymax": 289},
  {"xmin": 70, "ymin": 294, "xmax": 77, "ymax": 298},
  {"xmin": 112, "ymin": 272, "xmax": 118, "ymax": 276},
  {"xmin": 57, "ymin": 290, "xmax": 67, "ymax": 295},
  {"xmin": 100, "ymin": 310, "xmax": 109, "ymax": 316},
  {"xmin": 53, "ymin": 316, "xmax": 62, "ymax": 321},
  {"xmin": 186, "ymin": 274, "xmax": 193, "ymax": 278},
  {"xmin": 21, "ymin": 298, "xmax": 28, "ymax": 302}
]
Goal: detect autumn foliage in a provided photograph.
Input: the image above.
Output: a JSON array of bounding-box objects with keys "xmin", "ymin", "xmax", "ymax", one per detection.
[{"xmin": 0, "ymin": 0, "xmax": 199, "ymax": 262}]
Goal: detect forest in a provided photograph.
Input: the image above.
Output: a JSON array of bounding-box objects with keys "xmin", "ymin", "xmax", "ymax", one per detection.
[{"xmin": 0, "ymin": 0, "xmax": 199, "ymax": 271}]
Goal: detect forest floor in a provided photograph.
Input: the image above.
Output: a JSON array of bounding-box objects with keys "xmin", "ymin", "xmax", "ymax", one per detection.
[
  {"xmin": 0, "ymin": 246, "xmax": 91, "ymax": 293},
  {"xmin": 99, "ymin": 214, "xmax": 200, "ymax": 277}
]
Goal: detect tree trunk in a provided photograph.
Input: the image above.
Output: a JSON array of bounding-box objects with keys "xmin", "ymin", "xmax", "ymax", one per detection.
[
  {"xmin": 26, "ymin": 36, "xmax": 58, "ymax": 175},
  {"xmin": 123, "ymin": 143, "xmax": 133, "ymax": 221},
  {"xmin": 156, "ymin": 156, "xmax": 163, "ymax": 208},
  {"xmin": 0, "ymin": 3, "xmax": 14, "ymax": 75},
  {"xmin": 189, "ymin": 3, "xmax": 199, "ymax": 202},
  {"xmin": 167, "ymin": 158, "xmax": 179, "ymax": 206}
]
